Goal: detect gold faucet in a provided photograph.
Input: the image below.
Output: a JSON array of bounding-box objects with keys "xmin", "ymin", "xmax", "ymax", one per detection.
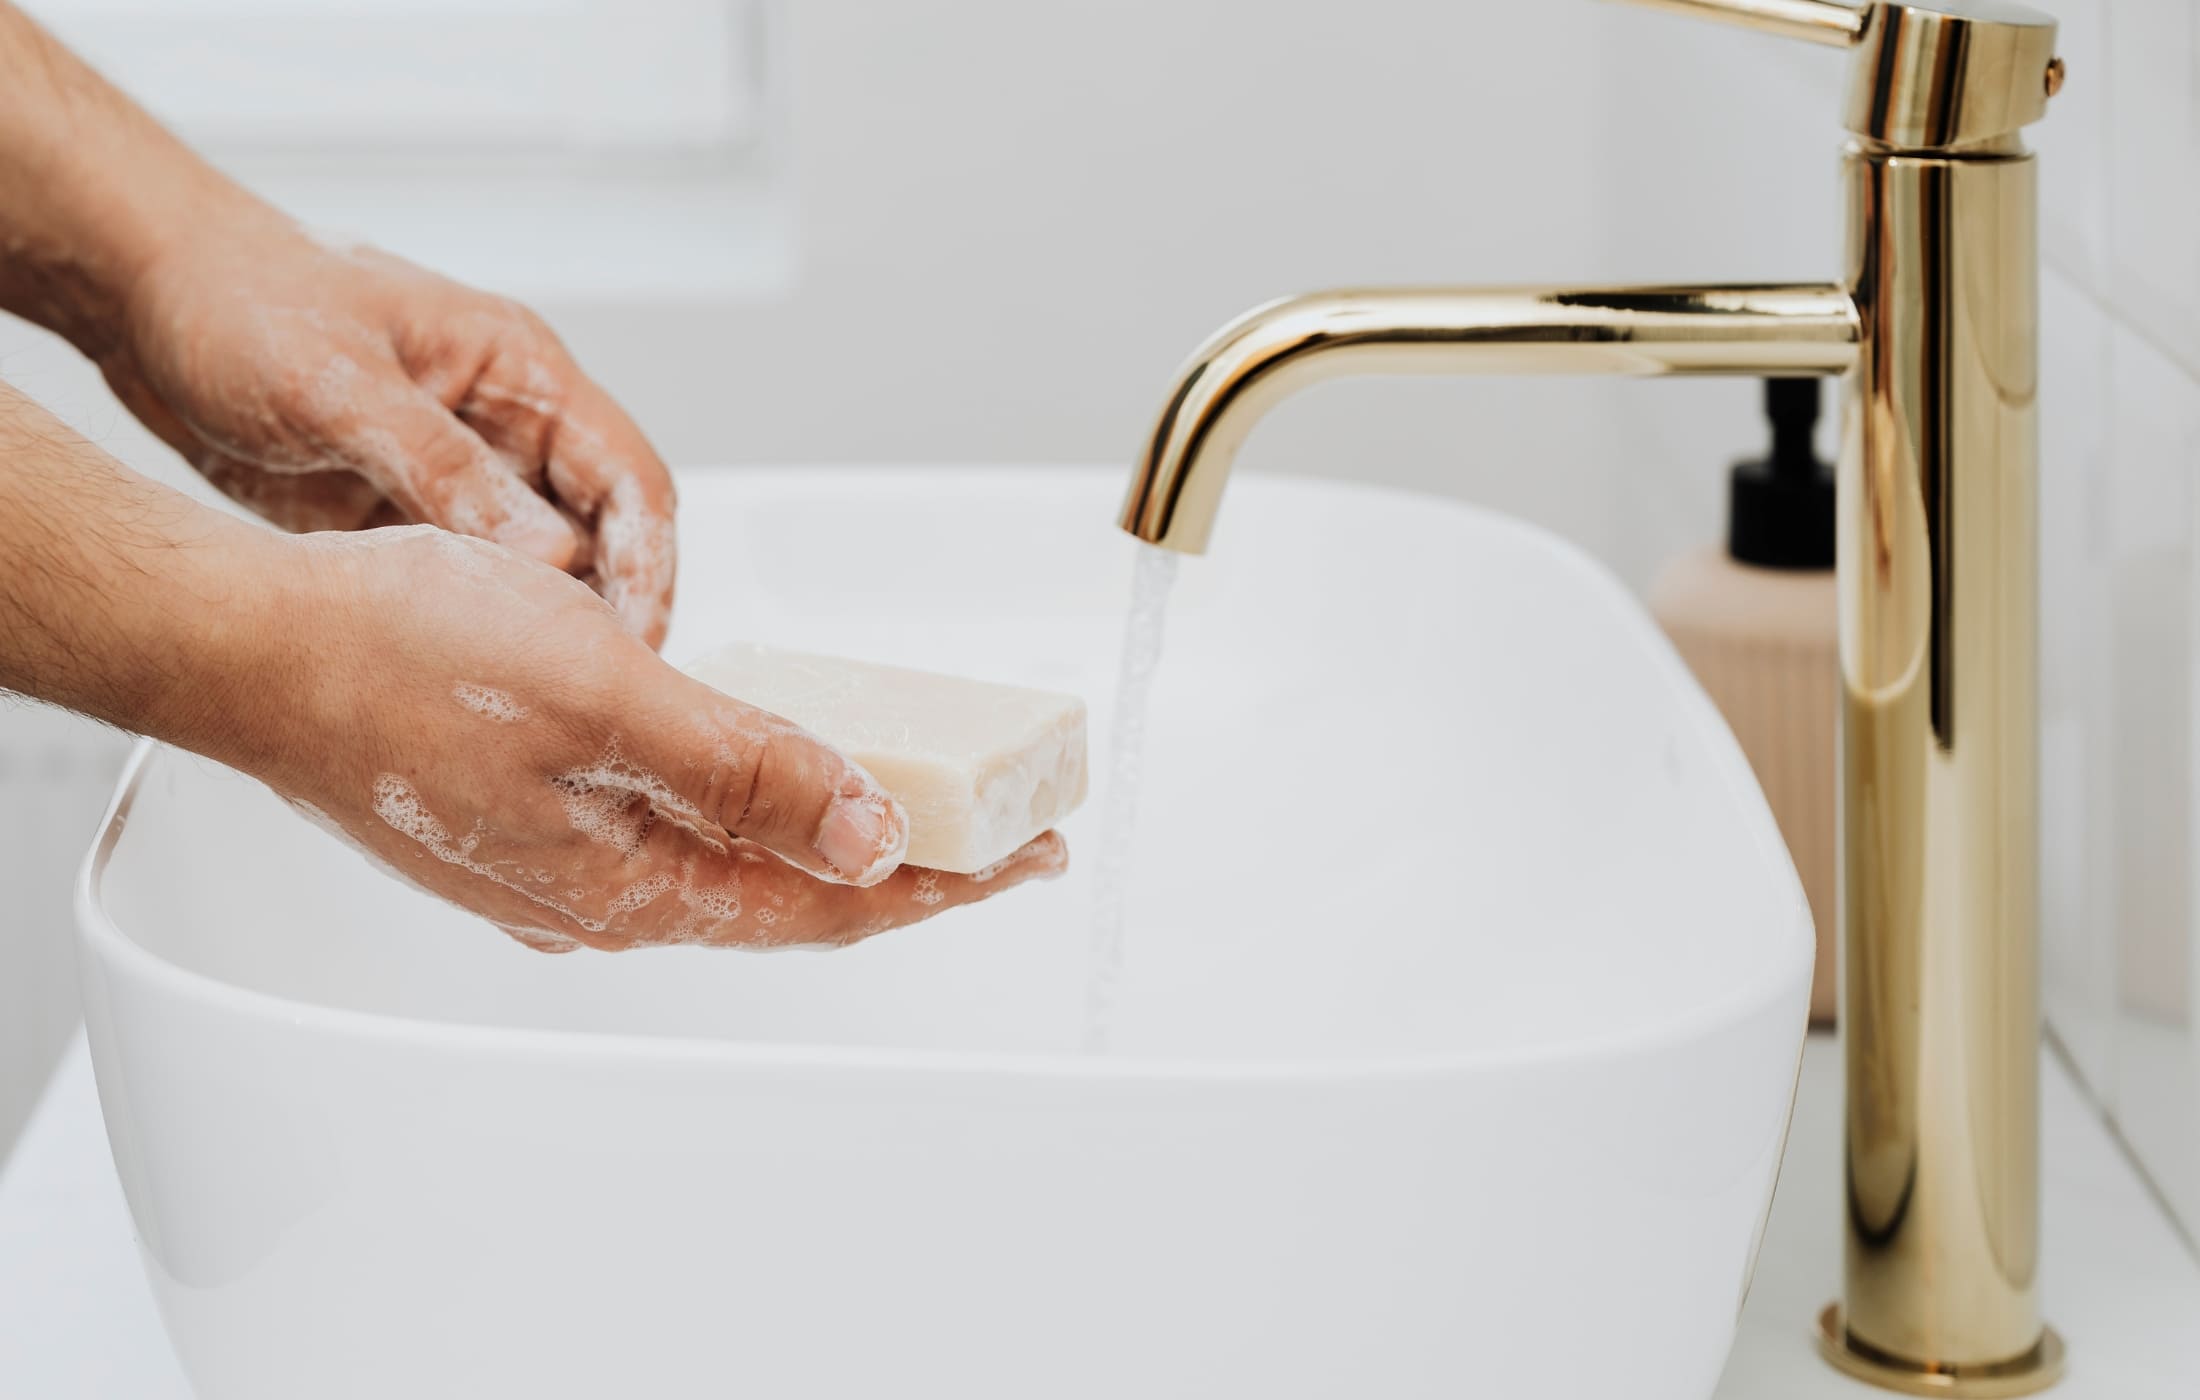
[{"xmin": 1119, "ymin": 2, "xmax": 2064, "ymax": 1394}]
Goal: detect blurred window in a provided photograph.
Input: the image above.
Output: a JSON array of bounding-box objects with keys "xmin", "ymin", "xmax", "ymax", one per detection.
[
  {"xmin": 23, "ymin": 0, "xmax": 764, "ymax": 162},
  {"xmin": 20, "ymin": 1, "xmax": 785, "ymax": 299}
]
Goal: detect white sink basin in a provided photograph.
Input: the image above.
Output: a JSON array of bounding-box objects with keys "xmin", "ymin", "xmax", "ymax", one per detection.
[{"xmin": 77, "ymin": 466, "xmax": 1810, "ymax": 1399}]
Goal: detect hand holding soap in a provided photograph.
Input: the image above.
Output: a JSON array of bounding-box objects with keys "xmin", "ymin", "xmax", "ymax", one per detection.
[{"xmin": 685, "ymin": 644, "xmax": 1089, "ymax": 874}]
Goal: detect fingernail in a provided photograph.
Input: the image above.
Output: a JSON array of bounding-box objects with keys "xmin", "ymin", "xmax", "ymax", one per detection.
[{"xmin": 813, "ymin": 790, "xmax": 907, "ymax": 887}]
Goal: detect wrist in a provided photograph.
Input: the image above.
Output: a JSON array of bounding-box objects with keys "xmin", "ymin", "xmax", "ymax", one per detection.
[
  {"xmin": 139, "ymin": 522, "xmax": 343, "ymax": 786},
  {"xmin": 64, "ymin": 162, "xmax": 275, "ymax": 359},
  {"xmin": 0, "ymin": 386, "xmax": 343, "ymax": 785},
  {"xmin": 0, "ymin": 145, "xmax": 256, "ymax": 361}
]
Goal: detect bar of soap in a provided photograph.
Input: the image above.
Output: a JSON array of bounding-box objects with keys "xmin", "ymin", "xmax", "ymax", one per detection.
[{"xmin": 685, "ymin": 643, "xmax": 1088, "ymax": 874}]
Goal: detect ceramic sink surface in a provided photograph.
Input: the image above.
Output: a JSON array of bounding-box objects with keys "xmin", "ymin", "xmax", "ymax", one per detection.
[{"xmin": 77, "ymin": 466, "xmax": 1811, "ymax": 1399}]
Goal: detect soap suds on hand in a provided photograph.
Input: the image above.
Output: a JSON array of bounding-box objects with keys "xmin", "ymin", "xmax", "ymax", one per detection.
[{"xmin": 452, "ymin": 682, "xmax": 529, "ymax": 723}]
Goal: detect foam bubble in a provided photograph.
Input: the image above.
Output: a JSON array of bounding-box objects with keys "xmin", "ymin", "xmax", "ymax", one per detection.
[
  {"xmin": 617, "ymin": 855, "xmax": 744, "ymax": 949},
  {"xmin": 552, "ymin": 736, "xmax": 723, "ymax": 856},
  {"xmin": 550, "ymin": 778, "xmax": 650, "ymax": 857},
  {"xmin": 370, "ymin": 773, "xmax": 608, "ymax": 935},
  {"xmin": 604, "ymin": 872, "xmax": 674, "ymax": 915},
  {"xmin": 453, "ymin": 682, "xmax": 529, "ymax": 723},
  {"xmin": 594, "ymin": 483, "xmax": 676, "ymax": 640}
]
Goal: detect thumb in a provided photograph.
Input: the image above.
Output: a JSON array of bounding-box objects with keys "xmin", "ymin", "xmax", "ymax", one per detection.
[{"xmin": 612, "ymin": 668, "xmax": 911, "ymax": 888}]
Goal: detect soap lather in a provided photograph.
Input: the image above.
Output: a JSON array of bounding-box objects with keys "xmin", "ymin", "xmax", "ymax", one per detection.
[{"xmin": 685, "ymin": 644, "xmax": 1089, "ymax": 875}]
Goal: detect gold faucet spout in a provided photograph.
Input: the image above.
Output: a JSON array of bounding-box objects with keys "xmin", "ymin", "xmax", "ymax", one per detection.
[{"xmin": 1118, "ymin": 284, "xmax": 1859, "ymax": 554}]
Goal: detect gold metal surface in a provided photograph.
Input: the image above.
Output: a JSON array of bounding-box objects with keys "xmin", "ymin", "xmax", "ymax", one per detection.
[
  {"xmin": 1820, "ymin": 1306, "xmax": 2066, "ymax": 1397},
  {"xmin": 1614, "ymin": 0, "xmax": 1866, "ymax": 47},
  {"xmin": 1120, "ymin": 2, "xmax": 2065, "ymax": 1391},
  {"xmin": 1842, "ymin": 3, "xmax": 2059, "ymax": 149},
  {"xmin": 1834, "ymin": 134, "xmax": 2051, "ymax": 1383},
  {"xmin": 1118, "ymin": 285, "xmax": 1859, "ymax": 553},
  {"xmin": 1610, "ymin": 2, "xmax": 2064, "ymax": 147}
]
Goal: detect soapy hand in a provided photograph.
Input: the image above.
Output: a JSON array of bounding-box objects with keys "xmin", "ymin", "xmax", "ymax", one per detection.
[
  {"xmin": 260, "ymin": 527, "xmax": 1067, "ymax": 953},
  {"xmin": 0, "ymin": 4, "xmax": 1071, "ymax": 954},
  {"xmin": 95, "ymin": 212, "xmax": 679, "ymax": 647}
]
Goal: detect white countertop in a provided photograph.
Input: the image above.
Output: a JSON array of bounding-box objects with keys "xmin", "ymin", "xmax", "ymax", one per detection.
[{"xmin": 4, "ymin": 1032, "xmax": 2194, "ymax": 1398}]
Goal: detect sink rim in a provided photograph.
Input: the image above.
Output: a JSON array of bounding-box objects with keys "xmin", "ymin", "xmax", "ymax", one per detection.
[{"xmin": 77, "ymin": 465, "xmax": 1812, "ymax": 1085}]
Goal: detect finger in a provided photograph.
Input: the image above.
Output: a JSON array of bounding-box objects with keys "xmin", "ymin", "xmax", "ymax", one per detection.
[
  {"xmin": 594, "ymin": 673, "xmax": 910, "ymax": 888},
  {"xmin": 541, "ymin": 379, "xmax": 678, "ymax": 649},
  {"xmin": 496, "ymin": 923, "xmax": 585, "ymax": 955},
  {"xmin": 339, "ymin": 386, "xmax": 580, "ymax": 570},
  {"xmin": 445, "ymin": 341, "xmax": 676, "ymax": 648},
  {"xmin": 763, "ymin": 831, "xmax": 1071, "ymax": 949},
  {"xmin": 597, "ymin": 830, "xmax": 1069, "ymax": 952},
  {"xmin": 448, "ymin": 351, "xmax": 560, "ymax": 487}
]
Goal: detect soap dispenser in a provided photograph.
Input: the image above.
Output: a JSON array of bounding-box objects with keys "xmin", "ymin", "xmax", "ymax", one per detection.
[{"xmin": 1651, "ymin": 379, "xmax": 1838, "ymax": 1024}]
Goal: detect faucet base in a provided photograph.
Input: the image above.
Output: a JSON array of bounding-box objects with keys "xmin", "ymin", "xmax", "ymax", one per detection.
[{"xmin": 1816, "ymin": 1305, "xmax": 2065, "ymax": 1397}]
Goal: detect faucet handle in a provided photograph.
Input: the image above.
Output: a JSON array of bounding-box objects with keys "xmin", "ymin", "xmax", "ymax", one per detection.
[
  {"xmin": 1608, "ymin": 0, "xmax": 2062, "ymax": 150},
  {"xmin": 1612, "ymin": 0, "xmax": 1864, "ymax": 48}
]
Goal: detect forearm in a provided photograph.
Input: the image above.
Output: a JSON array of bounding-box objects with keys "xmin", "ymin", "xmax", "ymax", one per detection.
[
  {"xmin": 0, "ymin": 3, "xmax": 265, "ymax": 354},
  {"xmin": 0, "ymin": 379, "xmax": 298, "ymax": 765}
]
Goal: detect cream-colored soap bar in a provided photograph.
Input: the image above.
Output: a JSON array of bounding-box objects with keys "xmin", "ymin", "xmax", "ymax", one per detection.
[{"xmin": 685, "ymin": 643, "xmax": 1088, "ymax": 874}]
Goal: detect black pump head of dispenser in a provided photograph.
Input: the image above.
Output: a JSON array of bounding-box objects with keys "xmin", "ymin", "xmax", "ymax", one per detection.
[{"xmin": 1727, "ymin": 378, "xmax": 1834, "ymax": 570}]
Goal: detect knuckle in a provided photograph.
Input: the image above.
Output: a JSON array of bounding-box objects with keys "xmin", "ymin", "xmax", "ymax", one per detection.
[{"xmin": 699, "ymin": 723, "xmax": 771, "ymax": 834}]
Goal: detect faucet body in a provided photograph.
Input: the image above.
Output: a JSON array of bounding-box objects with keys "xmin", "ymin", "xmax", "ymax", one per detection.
[
  {"xmin": 1839, "ymin": 132, "xmax": 2046, "ymax": 1386},
  {"xmin": 1118, "ymin": 3, "xmax": 2063, "ymax": 1394}
]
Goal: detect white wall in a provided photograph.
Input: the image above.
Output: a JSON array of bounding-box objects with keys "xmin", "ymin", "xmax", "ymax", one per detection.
[
  {"xmin": 2037, "ymin": 0, "xmax": 2200, "ymax": 1239},
  {"xmin": 1587, "ymin": 9, "xmax": 1845, "ymax": 586},
  {"xmin": 552, "ymin": 0, "xmax": 1642, "ymax": 543}
]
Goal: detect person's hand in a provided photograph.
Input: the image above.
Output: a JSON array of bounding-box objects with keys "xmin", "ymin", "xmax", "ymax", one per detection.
[
  {"xmin": 248, "ymin": 526, "xmax": 1065, "ymax": 953},
  {"xmin": 0, "ymin": 6, "xmax": 1070, "ymax": 953},
  {"xmin": 0, "ymin": 21, "xmax": 673, "ymax": 646},
  {"xmin": 96, "ymin": 205, "xmax": 679, "ymax": 647}
]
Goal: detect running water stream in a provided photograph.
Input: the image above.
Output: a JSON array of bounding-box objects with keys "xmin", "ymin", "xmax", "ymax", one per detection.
[{"xmin": 1080, "ymin": 542, "xmax": 1180, "ymax": 1053}]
